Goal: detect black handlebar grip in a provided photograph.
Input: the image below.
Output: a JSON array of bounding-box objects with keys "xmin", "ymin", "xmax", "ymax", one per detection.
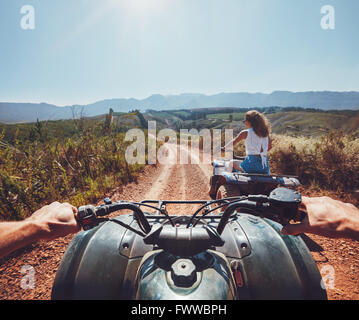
[{"xmin": 78, "ymin": 202, "xmax": 151, "ymax": 233}]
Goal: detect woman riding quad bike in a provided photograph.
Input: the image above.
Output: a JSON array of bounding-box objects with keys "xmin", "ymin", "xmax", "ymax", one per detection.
[
  {"xmin": 209, "ymin": 110, "xmax": 299, "ymax": 207},
  {"xmin": 209, "ymin": 155, "xmax": 301, "ymax": 208}
]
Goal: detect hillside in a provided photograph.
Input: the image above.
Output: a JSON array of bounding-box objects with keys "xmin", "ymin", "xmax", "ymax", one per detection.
[
  {"xmin": 1, "ymin": 91, "xmax": 359, "ymax": 124},
  {"xmin": 151, "ymin": 109, "xmax": 359, "ymax": 137},
  {"xmin": 2, "ymin": 108, "xmax": 358, "ymax": 143}
]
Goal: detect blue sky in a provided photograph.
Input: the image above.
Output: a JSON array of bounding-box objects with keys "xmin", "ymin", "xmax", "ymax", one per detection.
[{"xmin": 0, "ymin": 0, "xmax": 358, "ymax": 106}]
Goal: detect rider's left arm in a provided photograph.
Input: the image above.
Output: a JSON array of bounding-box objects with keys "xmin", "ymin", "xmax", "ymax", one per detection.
[{"xmin": 0, "ymin": 202, "xmax": 80, "ymax": 259}]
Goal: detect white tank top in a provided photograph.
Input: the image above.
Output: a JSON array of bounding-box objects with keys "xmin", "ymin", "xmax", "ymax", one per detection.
[{"xmin": 245, "ymin": 128, "xmax": 269, "ymax": 168}]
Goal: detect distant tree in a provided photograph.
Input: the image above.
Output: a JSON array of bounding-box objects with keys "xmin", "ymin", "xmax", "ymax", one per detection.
[
  {"xmin": 71, "ymin": 106, "xmax": 86, "ymax": 134},
  {"xmin": 104, "ymin": 108, "xmax": 114, "ymax": 134},
  {"xmin": 35, "ymin": 118, "xmax": 48, "ymax": 142},
  {"xmin": 28, "ymin": 126, "xmax": 38, "ymax": 142},
  {"xmin": 137, "ymin": 111, "xmax": 147, "ymax": 129}
]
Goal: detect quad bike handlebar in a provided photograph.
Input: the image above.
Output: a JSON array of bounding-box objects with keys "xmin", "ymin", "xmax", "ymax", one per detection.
[
  {"xmin": 77, "ymin": 200, "xmax": 151, "ymax": 233},
  {"xmin": 75, "ymin": 188, "xmax": 305, "ymax": 256},
  {"xmin": 217, "ymin": 188, "xmax": 304, "ymax": 234}
]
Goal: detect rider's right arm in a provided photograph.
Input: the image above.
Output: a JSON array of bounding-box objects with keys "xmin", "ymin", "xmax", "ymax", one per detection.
[
  {"xmin": 223, "ymin": 130, "xmax": 248, "ymax": 150},
  {"xmin": 281, "ymin": 196, "xmax": 359, "ymax": 241},
  {"xmin": 237, "ymin": 130, "xmax": 248, "ymax": 142}
]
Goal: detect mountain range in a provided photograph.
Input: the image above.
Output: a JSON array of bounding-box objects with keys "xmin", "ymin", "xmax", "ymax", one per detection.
[{"xmin": 1, "ymin": 91, "xmax": 359, "ymax": 124}]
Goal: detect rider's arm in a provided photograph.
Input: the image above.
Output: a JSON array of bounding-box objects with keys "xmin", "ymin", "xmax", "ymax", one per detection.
[
  {"xmin": 0, "ymin": 202, "xmax": 80, "ymax": 259},
  {"xmin": 281, "ymin": 196, "xmax": 359, "ymax": 240},
  {"xmin": 223, "ymin": 130, "xmax": 248, "ymax": 150}
]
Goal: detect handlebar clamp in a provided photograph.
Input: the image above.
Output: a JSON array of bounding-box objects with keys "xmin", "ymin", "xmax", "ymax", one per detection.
[{"xmin": 77, "ymin": 205, "xmax": 98, "ymax": 231}]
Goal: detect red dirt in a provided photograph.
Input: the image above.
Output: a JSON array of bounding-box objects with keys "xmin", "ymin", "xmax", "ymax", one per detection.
[{"xmin": 0, "ymin": 146, "xmax": 358, "ymax": 300}]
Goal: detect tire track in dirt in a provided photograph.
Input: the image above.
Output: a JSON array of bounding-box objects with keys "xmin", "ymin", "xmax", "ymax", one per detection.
[
  {"xmin": 142, "ymin": 160, "xmax": 174, "ymax": 201},
  {"xmin": 155, "ymin": 143, "xmax": 212, "ymax": 215},
  {"xmin": 189, "ymin": 150, "xmax": 213, "ymax": 181},
  {"xmin": 158, "ymin": 162, "xmax": 187, "ymax": 215},
  {"xmin": 178, "ymin": 143, "xmax": 212, "ymax": 181}
]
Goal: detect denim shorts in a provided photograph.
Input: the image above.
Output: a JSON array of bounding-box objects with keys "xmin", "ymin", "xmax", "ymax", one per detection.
[{"xmin": 239, "ymin": 155, "xmax": 270, "ymax": 174}]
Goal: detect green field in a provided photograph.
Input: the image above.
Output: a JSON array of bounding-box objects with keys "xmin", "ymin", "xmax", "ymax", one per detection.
[{"xmin": 207, "ymin": 112, "xmax": 246, "ymax": 121}]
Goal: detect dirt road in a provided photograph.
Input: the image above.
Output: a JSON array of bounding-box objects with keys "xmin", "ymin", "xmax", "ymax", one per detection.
[{"xmin": 0, "ymin": 145, "xmax": 358, "ymax": 300}]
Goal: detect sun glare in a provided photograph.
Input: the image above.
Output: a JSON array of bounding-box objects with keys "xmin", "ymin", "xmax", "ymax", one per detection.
[{"xmin": 109, "ymin": 0, "xmax": 166, "ymax": 15}]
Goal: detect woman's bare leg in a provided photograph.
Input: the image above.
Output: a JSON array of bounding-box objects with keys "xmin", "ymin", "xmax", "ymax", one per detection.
[{"xmin": 229, "ymin": 160, "xmax": 243, "ymax": 172}]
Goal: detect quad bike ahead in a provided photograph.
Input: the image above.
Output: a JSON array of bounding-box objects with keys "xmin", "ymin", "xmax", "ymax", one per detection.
[
  {"xmin": 51, "ymin": 188, "xmax": 327, "ymax": 300},
  {"xmin": 210, "ymin": 156, "xmax": 301, "ymax": 214}
]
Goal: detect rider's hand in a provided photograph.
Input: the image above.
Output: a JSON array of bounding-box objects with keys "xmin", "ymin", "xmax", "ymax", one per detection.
[
  {"xmin": 221, "ymin": 147, "xmax": 233, "ymax": 153},
  {"xmin": 26, "ymin": 202, "xmax": 80, "ymax": 240},
  {"xmin": 281, "ymin": 196, "xmax": 359, "ymax": 240}
]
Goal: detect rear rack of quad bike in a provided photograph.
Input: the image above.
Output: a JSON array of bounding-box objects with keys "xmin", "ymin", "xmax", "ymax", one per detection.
[
  {"xmin": 215, "ymin": 157, "xmax": 300, "ymax": 179},
  {"xmin": 233, "ymin": 173, "xmax": 299, "ymax": 179},
  {"xmin": 229, "ymin": 173, "xmax": 301, "ymax": 186}
]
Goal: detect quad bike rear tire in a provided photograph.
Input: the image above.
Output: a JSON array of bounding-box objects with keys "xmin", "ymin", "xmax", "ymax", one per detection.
[
  {"xmin": 216, "ymin": 184, "xmax": 241, "ymax": 212},
  {"xmin": 216, "ymin": 184, "xmax": 241, "ymax": 199}
]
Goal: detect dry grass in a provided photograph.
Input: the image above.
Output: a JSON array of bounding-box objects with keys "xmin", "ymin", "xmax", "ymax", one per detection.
[
  {"xmin": 269, "ymin": 132, "xmax": 359, "ymax": 194},
  {"xmin": 0, "ymin": 125, "xmax": 149, "ymax": 221}
]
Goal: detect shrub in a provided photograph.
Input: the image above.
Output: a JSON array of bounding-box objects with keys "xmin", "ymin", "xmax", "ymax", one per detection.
[
  {"xmin": 0, "ymin": 123, "xmax": 151, "ymax": 221},
  {"xmin": 270, "ymin": 131, "xmax": 359, "ymax": 192}
]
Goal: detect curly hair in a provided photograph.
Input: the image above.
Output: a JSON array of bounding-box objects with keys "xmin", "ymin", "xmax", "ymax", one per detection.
[{"xmin": 245, "ymin": 110, "xmax": 271, "ymax": 138}]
